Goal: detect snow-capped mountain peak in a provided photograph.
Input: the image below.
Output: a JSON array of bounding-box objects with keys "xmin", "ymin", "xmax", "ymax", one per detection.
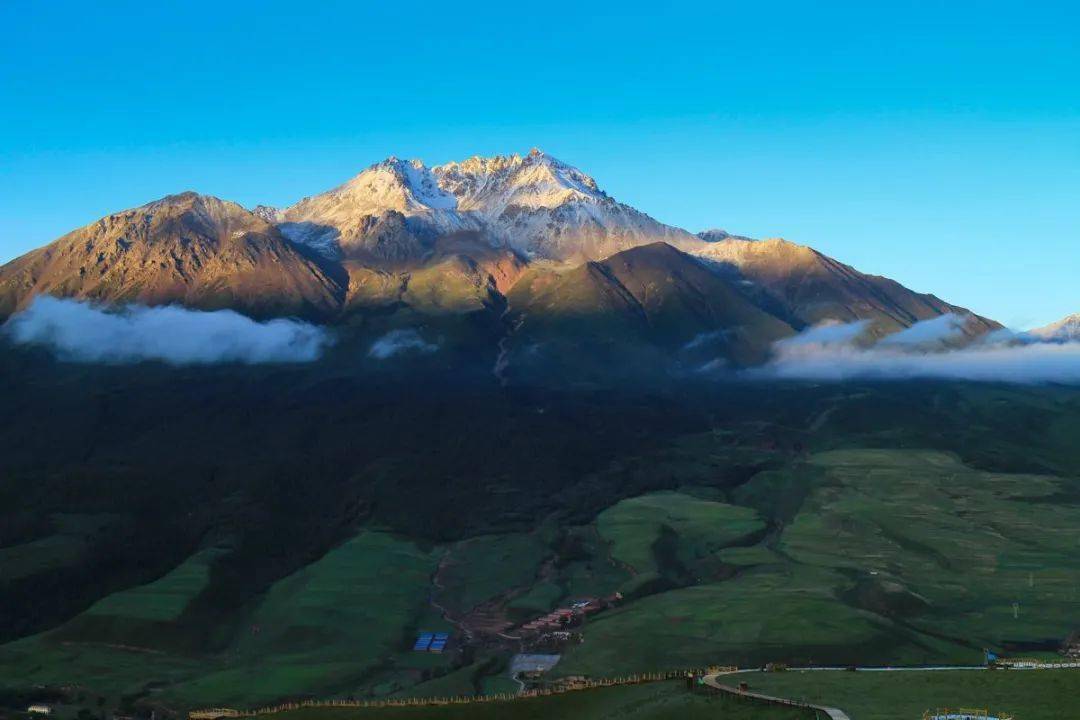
[
  {"xmin": 1031, "ymin": 313, "xmax": 1080, "ymax": 341},
  {"xmin": 432, "ymin": 150, "xmax": 691, "ymax": 259},
  {"xmin": 327, "ymin": 156, "xmax": 459, "ymax": 214},
  {"xmin": 697, "ymin": 228, "xmax": 733, "ymax": 242},
  {"xmin": 432, "ymin": 149, "xmax": 605, "ymax": 215},
  {"xmin": 277, "ymin": 157, "xmax": 476, "ymax": 260},
  {"xmin": 273, "ymin": 151, "xmax": 693, "ymax": 262}
]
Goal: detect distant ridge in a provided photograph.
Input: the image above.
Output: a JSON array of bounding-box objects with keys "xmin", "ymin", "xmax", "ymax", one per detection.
[{"xmin": 1031, "ymin": 313, "xmax": 1080, "ymax": 341}]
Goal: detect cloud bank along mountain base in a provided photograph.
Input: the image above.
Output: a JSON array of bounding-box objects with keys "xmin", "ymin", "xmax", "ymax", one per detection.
[
  {"xmin": 3, "ymin": 296, "xmax": 331, "ymax": 365},
  {"xmin": 751, "ymin": 314, "xmax": 1080, "ymax": 384}
]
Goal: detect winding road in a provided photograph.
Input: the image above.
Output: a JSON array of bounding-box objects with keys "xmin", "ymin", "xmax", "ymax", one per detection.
[
  {"xmin": 701, "ymin": 668, "xmax": 851, "ymax": 720},
  {"xmin": 701, "ymin": 662, "xmax": 1079, "ymax": 719}
]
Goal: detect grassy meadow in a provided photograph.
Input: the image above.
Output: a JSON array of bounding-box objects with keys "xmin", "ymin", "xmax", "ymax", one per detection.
[
  {"xmin": 746, "ymin": 668, "xmax": 1080, "ymax": 720},
  {"xmin": 2, "ymin": 375, "xmax": 1080, "ymax": 715}
]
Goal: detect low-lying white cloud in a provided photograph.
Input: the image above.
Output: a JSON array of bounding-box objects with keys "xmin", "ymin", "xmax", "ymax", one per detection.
[
  {"xmin": 750, "ymin": 316, "xmax": 1080, "ymax": 384},
  {"xmin": 778, "ymin": 319, "xmax": 871, "ymax": 348},
  {"xmin": 3, "ymin": 296, "xmax": 331, "ymax": 365},
  {"xmin": 368, "ymin": 329, "xmax": 439, "ymax": 359},
  {"xmin": 877, "ymin": 313, "xmax": 966, "ymax": 347}
]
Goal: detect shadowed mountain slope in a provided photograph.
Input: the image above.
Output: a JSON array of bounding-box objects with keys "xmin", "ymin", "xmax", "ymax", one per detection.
[
  {"xmin": 507, "ymin": 242, "xmax": 795, "ymax": 367},
  {"xmin": 690, "ymin": 236, "xmax": 1001, "ymax": 337}
]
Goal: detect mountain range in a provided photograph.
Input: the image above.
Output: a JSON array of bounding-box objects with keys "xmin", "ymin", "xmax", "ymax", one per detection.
[
  {"xmin": 0, "ymin": 150, "xmax": 1005, "ymax": 368},
  {"xmin": 3, "ymin": 153, "xmax": 1080, "ymax": 715}
]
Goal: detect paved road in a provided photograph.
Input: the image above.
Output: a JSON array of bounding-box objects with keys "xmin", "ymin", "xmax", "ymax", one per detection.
[
  {"xmin": 701, "ymin": 669, "xmax": 851, "ymax": 719},
  {"xmin": 701, "ymin": 663, "xmax": 1078, "ymax": 719}
]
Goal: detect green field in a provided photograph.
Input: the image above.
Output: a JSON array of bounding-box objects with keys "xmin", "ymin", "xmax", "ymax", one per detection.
[
  {"xmin": 780, "ymin": 450, "xmax": 1080, "ymax": 648},
  {"xmin": 557, "ymin": 448, "xmax": 1080, "ymax": 674},
  {"xmin": 597, "ymin": 491, "xmax": 765, "ymax": 593},
  {"xmin": 0, "ymin": 514, "xmax": 116, "ymax": 580},
  {"xmin": 82, "ymin": 547, "xmax": 224, "ymax": 622},
  {"xmin": 3, "ymin": 376, "xmax": 1080, "ymax": 714},
  {"xmin": 5, "ymin": 449, "xmax": 1080, "ymax": 710},
  {"xmin": 259, "ymin": 681, "xmax": 812, "ymax": 720},
  {"xmin": 435, "ymin": 533, "xmax": 550, "ymax": 615},
  {"xmin": 746, "ymin": 668, "xmax": 1080, "ymax": 720},
  {"xmin": 0, "ymin": 532, "xmax": 451, "ymax": 708},
  {"xmin": 555, "ymin": 564, "xmax": 972, "ymax": 676}
]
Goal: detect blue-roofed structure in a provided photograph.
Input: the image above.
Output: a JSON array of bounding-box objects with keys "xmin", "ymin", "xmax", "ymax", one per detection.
[
  {"xmin": 413, "ymin": 632, "xmax": 434, "ymax": 651},
  {"xmin": 413, "ymin": 631, "xmax": 450, "ymax": 653}
]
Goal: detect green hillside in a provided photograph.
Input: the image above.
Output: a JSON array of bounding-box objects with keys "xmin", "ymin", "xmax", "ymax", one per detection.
[{"xmin": 1, "ymin": 351, "xmax": 1079, "ymax": 715}]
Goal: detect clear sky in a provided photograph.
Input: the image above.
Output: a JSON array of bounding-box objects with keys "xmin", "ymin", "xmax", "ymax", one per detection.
[{"xmin": 2, "ymin": 1, "xmax": 1077, "ymax": 328}]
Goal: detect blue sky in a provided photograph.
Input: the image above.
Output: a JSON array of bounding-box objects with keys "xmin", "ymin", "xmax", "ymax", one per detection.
[{"xmin": 2, "ymin": 1, "xmax": 1077, "ymax": 328}]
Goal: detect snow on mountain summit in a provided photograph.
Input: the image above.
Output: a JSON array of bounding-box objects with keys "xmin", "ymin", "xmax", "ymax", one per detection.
[
  {"xmin": 274, "ymin": 151, "xmax": 694, "ymax": 262},
  {"xmin": 434, "ymin": 149, "xmax": 605, "ymax": 215},
  {"xmin": 278, "ymin": 157, "xmax": 478, "ymax": 261},
  {"xmin": 1031, "ymin": 313, "xmax": 1080, "ymax": 341}
]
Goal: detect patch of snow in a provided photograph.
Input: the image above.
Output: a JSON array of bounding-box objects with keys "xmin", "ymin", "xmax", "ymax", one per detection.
[
  {"xmin": 279, "ymin": 222, "xmax": 342, "ymax": 260},
  {"xmin": 267, "ymin": 150, "xmax": 699, "ymax": 260}
]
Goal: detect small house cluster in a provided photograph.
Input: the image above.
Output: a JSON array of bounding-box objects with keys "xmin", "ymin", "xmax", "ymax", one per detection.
[{"xmin": 519, "ymin": 594, "xmax": 622, "ymax": 635}]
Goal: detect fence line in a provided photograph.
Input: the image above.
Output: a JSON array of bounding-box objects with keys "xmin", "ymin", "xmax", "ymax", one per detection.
[{"xmin": 189, "ymin": 669, "xmax": 706, "ymax": 719}]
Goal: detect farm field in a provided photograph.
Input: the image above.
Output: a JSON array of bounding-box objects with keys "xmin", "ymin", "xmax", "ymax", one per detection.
[{"xmin": 745, "ymin": 668, "xmax": 1080, "ymax": 720}]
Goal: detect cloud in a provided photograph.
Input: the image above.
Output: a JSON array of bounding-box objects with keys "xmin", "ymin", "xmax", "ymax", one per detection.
[
  {"xmin": 776, "ymin": 319, "xmax": 872, "ymax": 348},
  {"xmin": 748, "ymin": 315, "xmax": 1080, "ymax": 384},
  {"xmin": 368, "ymin": 329, "xmax": 439, "ymax": 359},
  {"xmin": 877, "ymin": 313, "xmax": 967, "ymax": 347},
  {"xmin": 3, "ymin": 296, "xmax": 331, "ymax": 365}
]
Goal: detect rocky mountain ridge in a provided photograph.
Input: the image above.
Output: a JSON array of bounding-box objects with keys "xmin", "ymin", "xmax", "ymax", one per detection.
[
  {"xmin": 0, "ymin": 151, "xmax": 1002, "ymax": 368},
  {"xmin": 261, "ymin": 149, "xmax": 694, "ymax": 263}
]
